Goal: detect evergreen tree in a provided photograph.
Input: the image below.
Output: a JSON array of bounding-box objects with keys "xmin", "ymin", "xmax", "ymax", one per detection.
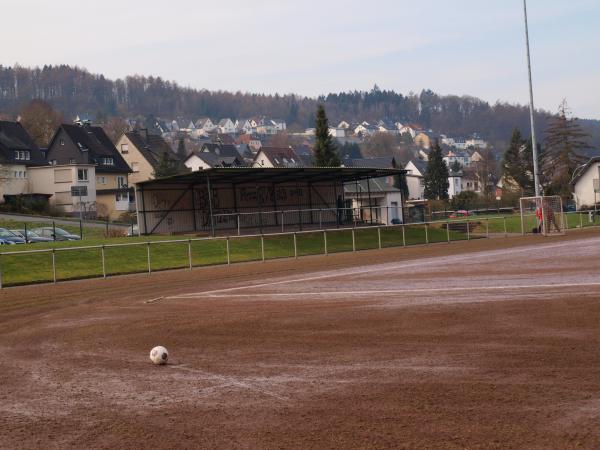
[
  {"xmin": 393, "ymin": 161, "xmax": 409, "ymax": 200},
  {"xmin": 176, "ymin": 137, "xmax": 187, "ymax": 160},
  {"xmin": 542, "ymin": 100, "xmax": 591, "ymax": 199},
  {"xmin": 423, "ymin": 142, "xmax": 449, "ymax": 200},
  {"xmin": 502, "ymin": 128, "xmax": 534, "ymax": 194},
  {"xmin": 450, "ymin": 160, "xmax": 462, "ymax": 173},
  {"xmin": 313, "ymin": 105, "xmax": 340, "ymax": 166},
  {"xmin": 153, "ymin": 152, "xmax": 179, "ymax": 178}
]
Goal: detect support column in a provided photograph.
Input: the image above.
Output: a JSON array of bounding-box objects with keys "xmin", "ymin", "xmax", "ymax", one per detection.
[
  {"xmin": 367, "ymin": 177, "xmax": 373, "ymax": 225},
  {"xmin": 206, "ymin": 174, "xmax": 215, "ymax": 237},
  {"xmin": 191, "ymin": 186, "xmax": 198, "ymax": 232}
]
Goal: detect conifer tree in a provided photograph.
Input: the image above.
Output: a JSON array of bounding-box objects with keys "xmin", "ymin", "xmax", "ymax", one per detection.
[
  {"xmin": 176, "ymin": 137, "xmax": 187, "ymax": 160},
  {"xmin": 502, "ymin": 128, "xmax": 534, "ymax": 194},
  {"xmin": 423, "ymin": 141, "xmax": 449, "ymax": 200},
  {"xmin": 313, "ymin": 105, "xmax": 340, "ymax": 166},
  {"xmin": 153, "ymin": 152, "xmax": 179, "ymax": 178}
]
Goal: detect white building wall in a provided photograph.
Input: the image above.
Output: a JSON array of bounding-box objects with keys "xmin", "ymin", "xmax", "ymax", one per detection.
[
  {"xmin": 185, "ymin": 155, "xmax": 212, "ymax": 171},
  {"xmin": 448, "ymin": 176, "xmax": 462, "ymax": 199},
  {"xmin": 574, "ymin": 162, "xmax": 600, "ymax": 209},
  {"xmin": 406, "ymin": 175, "xmax": 424, "ymax": 200}
]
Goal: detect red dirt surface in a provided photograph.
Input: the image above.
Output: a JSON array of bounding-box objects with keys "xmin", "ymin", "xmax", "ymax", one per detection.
[{"xmin": 2, "ymin": 230, "xmax": 600, "ymax": 449}]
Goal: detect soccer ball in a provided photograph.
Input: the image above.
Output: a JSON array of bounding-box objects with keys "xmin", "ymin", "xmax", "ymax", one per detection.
[{"xmin": 149, "ymin": 346, "xmax": 169, "ymax": 365}]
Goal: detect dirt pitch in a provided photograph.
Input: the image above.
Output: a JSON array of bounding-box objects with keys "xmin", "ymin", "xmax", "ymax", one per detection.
[{"xmin": 2, "ymin": 230, "xmax": 600, "ymax": 449}]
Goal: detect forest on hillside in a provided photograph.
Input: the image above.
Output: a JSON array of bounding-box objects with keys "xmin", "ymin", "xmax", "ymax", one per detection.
[{"xmin": 0, "ymin": 64, "xmax": 598, "ymax": 149}]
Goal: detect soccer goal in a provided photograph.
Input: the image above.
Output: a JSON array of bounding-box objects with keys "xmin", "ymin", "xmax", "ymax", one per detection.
[{"xmin": 520, "ymin": 196, "xmax": 565, "ymax": 236}]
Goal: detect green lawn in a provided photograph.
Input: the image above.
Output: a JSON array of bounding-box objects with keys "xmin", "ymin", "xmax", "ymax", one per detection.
[{"xmin": 0, "ymin": 225, "xmax": 469, "ymax": 287}]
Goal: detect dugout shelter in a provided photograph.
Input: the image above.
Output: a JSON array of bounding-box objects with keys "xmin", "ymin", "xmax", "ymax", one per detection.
[{"xmin": 135, "ymin": 167, "xmax": 405, "ymax": 235}]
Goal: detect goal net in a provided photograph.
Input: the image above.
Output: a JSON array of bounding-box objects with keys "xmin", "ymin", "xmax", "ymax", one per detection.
[{"xmin": 520, "ymin": 196, "xmax": 565, "ymax": 236}]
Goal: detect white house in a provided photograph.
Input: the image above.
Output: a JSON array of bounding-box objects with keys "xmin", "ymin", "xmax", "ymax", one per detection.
[
  {"xmin": 272, "ymin": 119, "xmax": 287, "ymax": 132},
  {"xmin": 329, "ymin": 127, "xmax": 346, "ymax": 138},
  {"xmin": 256, "ymin": 118, "xmax": 278, "ymax": 135},
  {"xmin": 404, "ymin": 160, "xmax": 427, "ymax": 200},
  {"xmin": 29, "ymin": 164, "xmax": 98, "ymax": 216},
  {"xmin": 572, "ymin": 157, "xmax": 600, "ymax": 210},
  {"xmin": 195, "ymin": 118, "xmax": 216, "ymax": 132},
  {"xmin": 235, "ymin": 119, "xmax": 254, "ymax": 134},
  {"xmin": 252, "ymin": 147, "xmax": 300, "ymax": 168},
  {"xmin": 448, "ymin": 170, "xmax": 463, "ymax": 199},
  {"xmin": 184, "ymin": 151, "xmax": 243, "ymax": 171},
  {"xmin": 217, "ymin": 118, "xmax": 236, "ymax": 134},
  {"xmin": 443, "ymin": 150, "xmax": 471, "ymax": 168}
]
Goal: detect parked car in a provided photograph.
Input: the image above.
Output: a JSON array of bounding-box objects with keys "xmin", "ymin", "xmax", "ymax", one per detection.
[
  {"xmin": 10, "ymin": 229, "xmax": 54, "ymax": 243},
  {"xmin": 0, "ymin": 228, "xmax": 26, "ymax": 244},
  {"xmin": 31, "ymin": 227, "xmax": 81, "ymax": 241},
  {"xmin": 449, "ymin": 210, "xmax": 471, "ymax": 219}
]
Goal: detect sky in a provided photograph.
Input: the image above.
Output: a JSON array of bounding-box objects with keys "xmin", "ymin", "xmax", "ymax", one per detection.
[{"xmin": 2, "ymin": 0, "xmax": 599, "ymax": 119}]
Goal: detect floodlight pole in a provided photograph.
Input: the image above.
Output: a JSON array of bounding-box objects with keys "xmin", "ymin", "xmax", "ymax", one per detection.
[{"xmin": 523, "ymin": 0, "xmax": 541, "ymax": 197}]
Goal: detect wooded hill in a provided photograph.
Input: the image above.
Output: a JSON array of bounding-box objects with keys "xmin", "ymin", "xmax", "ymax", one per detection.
[{"xmin": 0, "ymin": 64, "xmax": 598, "ymax": 149}]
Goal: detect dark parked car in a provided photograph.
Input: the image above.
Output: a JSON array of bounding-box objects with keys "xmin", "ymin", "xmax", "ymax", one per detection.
[
  {"xmin": 31, "ymin": 227, "xmax": 81, "ymax": 241},
  {"xmin": 0, "ymin": 228, "xmax": 26, "ymax": 244},
  {"xmin": 10, "ymin": 229, "xmax": 54, "ymax": 243}
]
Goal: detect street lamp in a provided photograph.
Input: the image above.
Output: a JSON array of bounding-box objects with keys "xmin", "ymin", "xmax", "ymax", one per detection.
[{"xmin": 523, "ymin": 0, "xmax": 541, "ymax": 197}]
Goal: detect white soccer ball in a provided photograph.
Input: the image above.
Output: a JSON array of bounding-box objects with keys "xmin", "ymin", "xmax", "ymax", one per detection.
[{"xmin": 149, "ymin": 346, "xmax": 169, "ymax": 365}]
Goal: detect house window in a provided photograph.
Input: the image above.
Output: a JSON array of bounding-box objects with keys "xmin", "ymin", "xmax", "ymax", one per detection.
[
  {"xmin": 131, "ymin": 162, "xmax": 140, "ymax": 173},
  {"xmin": 71, "ymin": 186, "xmax": 88, "ymax": 197},
  {"xmin": 77, "ymin": 169, "xmax": 88, "ymax": 182},
  {"xmin": 117, "ymin": 176, "xmax": 126, "ymax": 188},
  {"xmin": 14, "ymin": 150, "xmax": 30, "ymax": 160},
  {"xmin": 50, "ymin": 160, "xmax": 57, "ymax": 166},
  {"xmin": 116, "ymin": 192, "xmax": 128, "ymax": 202},
  {"xmin": 121, "ymin": 143, "xmax": 129, "ymax": 154},
  {"xmin": 419, "ymin": 178, "xmax": 425, "ymax": 186},
  {"xmin": 101, "ymin": 157, "xmax": 114, "ymax": 165},
  {"xmin": 69, "ymin": 158, "xmax": 76, "ymax": 164},
  {"xmin": 60, "ymin": 139, "xmax": 65, "ymax": 146},
  {"xmin": 97, "ymin": 176, "xmax": 106, "ymax": 184}
]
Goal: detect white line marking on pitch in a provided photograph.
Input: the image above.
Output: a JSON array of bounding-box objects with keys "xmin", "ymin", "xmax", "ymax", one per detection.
[
  {"xmin": 168, "ymin": 236, "xmax": 600, "ymax": 300},
  {"xmin": 168, "ymin": 281, "xmax": 600, "ymax": 299}
]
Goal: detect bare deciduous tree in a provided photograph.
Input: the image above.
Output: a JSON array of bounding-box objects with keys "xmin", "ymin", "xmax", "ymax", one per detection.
[{"xmin": 18, "ymin": 100, "xmax": 63, "ymax": 147}]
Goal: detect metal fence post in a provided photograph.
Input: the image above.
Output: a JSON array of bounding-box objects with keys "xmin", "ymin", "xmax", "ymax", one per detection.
[
  {"xmin": 352, "ymin": 228, "xmax": 356, "ymax": 252},
  {"xmin": 425, "ymin": 222, "xmax": 429, "ymax": 244},
  {"xmin": 486, "ymin": 218, "xmax": 489, "ymax": 239},
  {"xmin": 580, "ymin": 212, "xmax": 583, "ymax": 229},
  {"xmin": 101, "ymin": 245, "xmax": 106, "ymax": 278},
  {"xmin": 503, "ymin": 216, "xmax": 507, "ymax": 237},
  {"xmin": 146, "ymin": 242, "xmax": 151, "ymax": 275},
  {"xmin": 188, "ymin": 240, "xmax": 193, "ymax": 269},
  {"xmin": 293, "ymin": 232, "xmax": 298, "ymax": 258},
  {"xmin": 237, "ymin": 214, "xmax": 241, "ymax": 236},
  {"xmin": 446, "ymin": 221, "xmax": 450, "ymax": 243},
  {"xmin": 226, "ymin": 237, "xmax": 231, "ymax": 265},
  {"xmin": 80, "ymin": 219, "xmax": 83, "ymax": 240},
  {"xmin": 52, "ymin": 221, "xmax": 56, "ymax": 242},
  {"xmin": 52, "ymin": 249, "xmax": 57, "ymax": 283},
  {"xmin": 324, "ymin": 230, "xmax": 328, "ymax": 255},
  {"xmin": 466, "ymin": 220, "xmax": 470, "ymax": 240},
  {"xmin": 261, "ymin": 235, "xmax": 265, "ymax": 261},
  {"xmin": 377, "ymin": 226, "xmax": 382, "ymax": 249},
  {"xmin": 281, "ymin": 211, "xmax": 284, "ymax": 233},
  {"xmin": 402, "ymin": 224, "xmax": 406, "ymax": 247},
  {"xmin": 24, "ymin": 222, "xmax": 28, "ymax": 244},
  {"xmin": 319, "ymin": 209, "xmax": 323, "ymax": 230}
]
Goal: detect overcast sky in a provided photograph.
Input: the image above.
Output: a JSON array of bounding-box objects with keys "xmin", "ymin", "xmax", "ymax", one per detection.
[{"xmin": 2, "ymin": 0, "xmax": 599, "ymax": 119}]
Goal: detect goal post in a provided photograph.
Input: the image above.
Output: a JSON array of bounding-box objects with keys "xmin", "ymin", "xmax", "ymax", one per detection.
[{"xmin": 520, "ymin": 196, "xmax": 565, "ymax": 236}]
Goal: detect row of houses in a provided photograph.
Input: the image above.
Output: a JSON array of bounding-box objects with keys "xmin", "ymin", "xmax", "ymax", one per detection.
[
  {"xmin": 0, "ymin": 120, "xmax": 190, "ymax": 220},
  {"xmin": 153, "ymin": 117, "xmax": 287, "ymax": 137}
]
